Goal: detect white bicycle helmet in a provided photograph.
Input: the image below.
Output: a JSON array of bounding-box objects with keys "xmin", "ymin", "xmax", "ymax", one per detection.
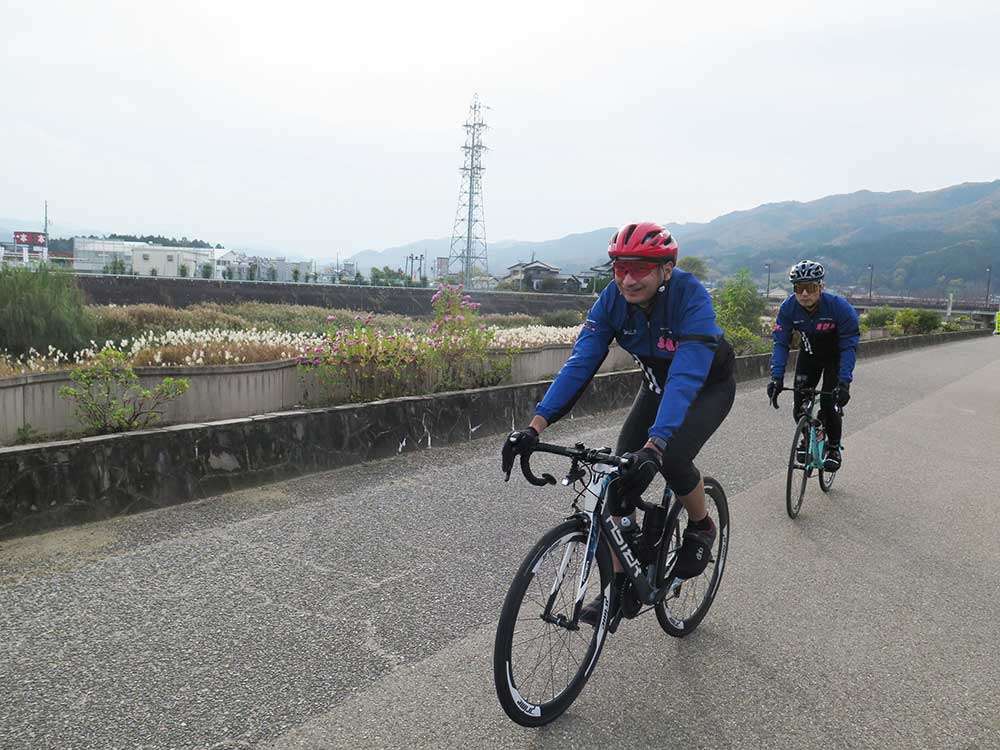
[{"xmin": 789, "ymin": 260, "xmax": 825, "ymax": 284}]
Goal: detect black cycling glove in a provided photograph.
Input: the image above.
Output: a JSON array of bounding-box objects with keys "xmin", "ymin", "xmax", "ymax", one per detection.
[
  {"xmin": 767, "ymin": 378, "xmax": 783, "ymax": 409},
  {"xmin": 501, "ymin": 426, "xmax": 539, "ymax": 480},
  {"xmin": 835, "ymin": 381, "xmax": 851, "ymax": 407},
  {"xmin": 616, "ymin": 446, "xmax": 663, "ymax": 503}
]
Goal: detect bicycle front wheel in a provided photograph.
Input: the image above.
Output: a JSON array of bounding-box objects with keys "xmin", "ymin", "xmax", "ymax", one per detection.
[
  {"xmin": 786, "ymin": 416, "xmax": 811, "ymax": 518},
  {"xmin": 819, "ymin": 467, "xmax": 836, "ymax": 492},
  {"xmin": 655, "ymin": 476, "xmax": 730, "ymax": 637},
  {"xmin": 493, "ymin": 518, "xmax": 612, "ymax": 727}
]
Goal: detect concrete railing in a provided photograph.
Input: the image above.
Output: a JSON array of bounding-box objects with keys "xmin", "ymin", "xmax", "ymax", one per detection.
[{"xmin": 0, "ymin": 344, "xmax": 638, "ymax": 445}]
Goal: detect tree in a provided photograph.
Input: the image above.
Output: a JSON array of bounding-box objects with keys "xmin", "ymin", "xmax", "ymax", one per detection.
[
  {"xmin": 102, "ymin": 257, "xmax": 127, "ymax": 275},
  {"xmin": 353, "ymin": 272, "xmax": 366, "ymax": 285},
  {"xmin": 223, "ymin": 267, "xmax": 234, "ymax": 280},
  {"xmin": 592, "ymin": 275, "xmax": 613, "ymax": 294},
  {"xmin": 292, "ymin": 268, "xmax": 300, "ymax": 282},
  {"xmin": 678, "ymin": 255, "xmax": 709, "ymax": 280},
  {"xmin": 0, "ymin": 265, "xmax": 94, "ymax": 356},
  {"xmin": 714, "ymin": 269, "xmax": 767, "ymax": 332},
  {"xmin": 149, "ymin": 268, "xmax": 158, "ymax": 276},
  {"xmin": 267, "ymin": 266, "xmax": 277, "ymax": 282},
  {"xmin": 200, "ymin": 263, "xmax": 213, "ymax": 279},
  {"xmin": 247, "ymin": 264, "xmax": 258, "ymax": 281},
  {"xmin": 178, "ymin": 264, "xmax": 190, "ymax": 278},
  {"xmin": 370, "ymin": 265, "xmax": 408, "ymax": 286}
]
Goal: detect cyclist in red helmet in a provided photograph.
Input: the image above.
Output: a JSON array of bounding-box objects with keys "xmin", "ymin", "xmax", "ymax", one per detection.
[{"xmin": 501, "ymin": 222, "xmax": 736, "ymax": 626}]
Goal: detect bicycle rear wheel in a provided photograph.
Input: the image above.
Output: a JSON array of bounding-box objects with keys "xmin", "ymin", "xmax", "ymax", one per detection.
[
  {"xmin": 654, "ymin": 476, "xmax": 730, "ymax": 637},
  {"xmin": 493, "ymin": 518, "xmax": 612, "ymax": 727},
  {"xmin": 786, "ymin": 416, "xmax": 811, "ymax": 519}
]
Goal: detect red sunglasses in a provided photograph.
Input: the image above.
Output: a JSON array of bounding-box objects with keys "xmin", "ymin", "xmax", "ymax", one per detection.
[{"xmin": 613, "ymin": 258, "xmax": 663, "ymax": 281}]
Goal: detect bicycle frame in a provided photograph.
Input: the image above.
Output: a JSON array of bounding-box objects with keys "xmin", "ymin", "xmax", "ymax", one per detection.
[
  {"xmin": 538, "ymin": 460, "xmax": 679, "ymax": 634},
  {"xmin": 796, "ymin": 390, "xmax": 842, "ymax": 470}
]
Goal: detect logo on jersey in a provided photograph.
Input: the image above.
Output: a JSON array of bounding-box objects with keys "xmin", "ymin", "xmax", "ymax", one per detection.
[{"xmin": 656, "ymin": 336, "xmax": 677, "ymax": 352}]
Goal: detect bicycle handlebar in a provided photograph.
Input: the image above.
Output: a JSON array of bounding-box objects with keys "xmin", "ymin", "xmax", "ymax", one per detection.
[
  {"xmin": 518, "ymin": 441, "xmax": 631, "ymax": 487},
  {"xmin": 773, "ymin": 386, "xmax": 844, "ymax": 415}
]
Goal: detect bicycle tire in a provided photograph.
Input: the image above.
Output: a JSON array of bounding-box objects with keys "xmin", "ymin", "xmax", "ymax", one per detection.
[
  {"xmin": 493, "ymin": 518, "xmax": 613, "ymax": 727},
  {"xmin": 786, "ymin": 416, "xmax": 811, "ymax": 518},
  {"xmin": 819, "ymin": 467, "xmax": 836, "ymax": 492},
  {"xmin": 654, "ymin": 476, "xmax": 730, "ymax": 637}
]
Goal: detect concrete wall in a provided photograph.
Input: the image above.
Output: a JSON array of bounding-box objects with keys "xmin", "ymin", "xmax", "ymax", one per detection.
[
  {"xmin": 508, "ymin": 343, "xmax": 634, "ymax": 383},
  {"xmin": 0, "ymin": 345, "xmax": 639, "ymax": 445},
  {"xmin": 76, "ymin": 275, "xmax": 596, "ymax": 316},
  {"xmin": 0, "ymin": 361, "xmax": 305, "ymax": 444},
  {"xmin": 0, "ymin": 373, "xmax": 645, "ymax": 539}
]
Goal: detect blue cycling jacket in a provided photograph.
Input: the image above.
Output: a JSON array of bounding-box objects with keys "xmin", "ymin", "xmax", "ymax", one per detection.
[
  {"xmin": 770, "ymin": 292, "xmax": 861, "ymax": 382},
  {"xmin": 535, "ymin": 268, "xmax": 731, "ymax": 446}
]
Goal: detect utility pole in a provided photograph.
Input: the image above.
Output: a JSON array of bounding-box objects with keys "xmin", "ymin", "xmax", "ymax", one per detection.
[
  {"xmin": 987, "ymin": 265, "xmax": 993, "ymax": 306},
  {"xmin": 763, "ymin": 262, "xmax": 771, "ymax": 298},
  {"xmin": 867, "ymin": 264, "xmax": 874, "ymax": 301}
]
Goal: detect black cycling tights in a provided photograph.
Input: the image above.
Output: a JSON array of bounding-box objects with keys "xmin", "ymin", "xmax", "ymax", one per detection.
[
  {"xmin": 607, "ymin": 375, "xmax": 736, "ymax": 515},
  {"xmin": 792, "ymin": 353, "xmax": 842, "ymax": 446}
]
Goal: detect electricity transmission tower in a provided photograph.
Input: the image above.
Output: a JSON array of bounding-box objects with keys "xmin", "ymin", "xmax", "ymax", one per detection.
[{"xmin": 448, "ymin": 95, "xmax": 489, "ymax": 285}]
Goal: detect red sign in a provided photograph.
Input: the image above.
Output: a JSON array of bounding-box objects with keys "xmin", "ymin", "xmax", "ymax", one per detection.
[{"xmin": 13, "ymin": 231, "xmax": 47, "ymax": 246}]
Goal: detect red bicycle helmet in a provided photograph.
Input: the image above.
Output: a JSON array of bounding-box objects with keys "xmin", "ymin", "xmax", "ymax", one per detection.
[{"xmin": 608, "ymin": 222, "xmax": 678, "ymax": 262}]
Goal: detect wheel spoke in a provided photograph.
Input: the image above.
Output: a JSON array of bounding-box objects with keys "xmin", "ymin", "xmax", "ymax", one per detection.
[{"xmin": 501, "ymin": 530, "xmax": 602, "ymax": 709}]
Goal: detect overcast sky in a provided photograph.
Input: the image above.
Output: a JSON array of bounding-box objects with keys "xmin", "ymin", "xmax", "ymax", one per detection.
[{"xmin": 2, "ymin": 0, "xmax": 998, "ymax": 258}]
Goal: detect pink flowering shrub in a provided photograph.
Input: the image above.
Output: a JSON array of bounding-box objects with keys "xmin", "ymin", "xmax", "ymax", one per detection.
[{"xmin": 301, "ymin": 285, "xmax": 512, "ymax": 404}]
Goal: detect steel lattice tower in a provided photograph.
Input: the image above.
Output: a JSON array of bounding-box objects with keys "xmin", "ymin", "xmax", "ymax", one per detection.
[{"xmin": 448, "ymin": 95, "xmax": 489, "ymax": 285}]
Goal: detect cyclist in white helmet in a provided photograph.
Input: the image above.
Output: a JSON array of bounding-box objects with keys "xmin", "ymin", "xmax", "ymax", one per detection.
[{"xmin": 767, "ymin": 260, "xmax": 860, "ymax": 471}]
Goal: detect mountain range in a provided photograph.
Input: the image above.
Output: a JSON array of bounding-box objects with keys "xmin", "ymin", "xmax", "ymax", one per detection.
[
  {"xmin": 352, "ymin": 180, "xmax": 1000, "ymax": 295},
  {"xmin": 5, "ymin": 180, "xmax": 999, "ymax": 296}
]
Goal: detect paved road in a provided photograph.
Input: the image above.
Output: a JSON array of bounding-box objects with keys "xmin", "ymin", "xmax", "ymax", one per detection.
[{"xmin": 2, "ymin": 337, "xmax": 999, "ymax": 749}]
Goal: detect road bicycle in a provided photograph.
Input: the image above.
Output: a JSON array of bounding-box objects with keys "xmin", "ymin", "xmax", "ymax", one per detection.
[
  {"xmin": 781, "ymin": 387, "xmax": 844, "ymax": 518},
  {"xmin": 493, "ymin": 440, "xmax": 729, "ymax": 727}
]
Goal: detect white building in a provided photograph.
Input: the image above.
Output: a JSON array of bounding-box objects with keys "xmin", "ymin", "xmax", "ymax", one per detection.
[
  {"xmin": 72, "ymin": 238, "xmax": 213, "ymax": 277},
  {"xmin": 132, "ymin": 245, "xmax": 213, "ymax": 278},
  {"xmin": 1, "ymin": 243, "xmax": 51, "ymax": 268},
  {"xmin": 215, "ymin": 250, "xmax": 314, "ymax": 282},
  {"xmin": 71, "ymin": 238, "xmax": 144, "ymax": 273}
]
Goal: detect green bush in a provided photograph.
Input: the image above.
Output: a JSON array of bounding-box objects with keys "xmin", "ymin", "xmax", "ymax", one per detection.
[
  {"xmin": 58, "ymin": 348, "xmax": 190, "ymax": 434},
  {"xmin": 715, "ymin": 269, "xmax": 768, "ymax": 332},
  {"xmin": 0, "ymin": 265, "xmax": 94, "ymax": 356},
  {"xmin": 725, "ymin": 325, "xmax": 772, "ymax": 356},
  {"xmin": 302, "ymin": 285, "xmax": 510, "ymax": 405},
  {"xmin": 714, "ymin": 269, "xmax": 769, "ymax": 353},
  {"xmin": 895, "ymin": 308, "xmax": 941, "ymax": 335},
  {"xmin": 540, "ymin": 309, "xmax": 583, "ymax": 327},
  {"xmin": 862, "ymin": 306, "xmax": 896, "ymax": 328}
]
